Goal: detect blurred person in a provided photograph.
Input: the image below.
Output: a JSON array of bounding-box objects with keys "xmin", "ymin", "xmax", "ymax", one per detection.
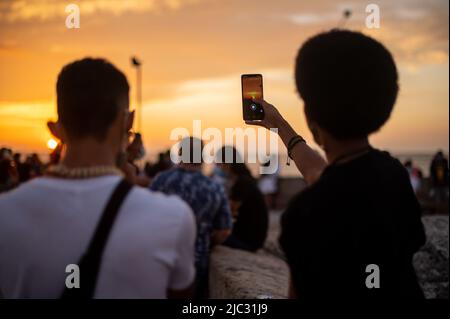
[
  {"xmin": 429, "ymin": 150, "xmax": 449, "ymax": 204},
  {"xmin": 0, "ymin": 160, "xmax": 11, "ymax": 192},
  {"xmin": 12, "ymin": 152, "xmax": 21, "ymax": 164},
  {"xmin": 0, "ymin": 148, "xmax": 8, "ymax": 159},
  {"xmin": 126, "ymin": 132, "xmax": 144, "ymax": 174},
  {"xmin": 217, "ymin": 146, "xmax": 269, "ymax": 252},
  {"xmin": 404, "ymin": 159, "xmax": 423, "ymax": 194},
  {"xmin": 29, "ymin": 153, "xmax": 43, "ymax": 177},
  {"xmin": 13, "ymin": 153, "xmax": 31, "ymax": 183},
  {"xmin": 150, "ymin": 137, "xmax": 232, "ymax": 299},
  {"xmin": 144, "ymin": 160, "xmax": 153, "ymax": 178},
  {"xmin": 126, "ymin": 132, "xmax": 150, "ymax": 187},
  {"xmin": 258, "ymin": 158, "xmax": 280, "ymax": 210},
  {"xmin": 146, "ymin": 150, "xmax": 173, "ymax": 178},
  {"xmin": 0, "ymin": 149, "xmax": 19, "ymax": 192},
  {"xmin": 0, "ymin": 58, "xmax": 196, "ymax": 299},
  {"xmin": 0, "ymin": 157, "xmax": 19, "ymax": 193},
  {"xmin": 0, "ymin": 148, "xmax": 13, "ymax": 163},
  {"xmin": 163, "ymin": 149, "xmax": 174, "ymax": 169},
  {"xmin": 246, "ymin": 30, "xmax": 425, "ymax": 299}
]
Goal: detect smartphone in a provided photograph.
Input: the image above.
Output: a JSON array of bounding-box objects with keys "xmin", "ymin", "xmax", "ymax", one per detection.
[{"xmin": 241, "ymin": 74, "xmax": 264, "ymax": 121}]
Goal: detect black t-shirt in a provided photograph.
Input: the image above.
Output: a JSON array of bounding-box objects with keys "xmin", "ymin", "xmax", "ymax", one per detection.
[
  {"xmin": 280, "ymin": 149, "xmax": 426, "ymax": 299},
  {"xmin": 231, "ymin": 175, "xmax": 269, "ymax": 250}
]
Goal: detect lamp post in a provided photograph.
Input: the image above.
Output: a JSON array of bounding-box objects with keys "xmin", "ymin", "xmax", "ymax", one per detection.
[{"xmin": 131, "ymin": 56, "xmax": 142, "ymax": 133}]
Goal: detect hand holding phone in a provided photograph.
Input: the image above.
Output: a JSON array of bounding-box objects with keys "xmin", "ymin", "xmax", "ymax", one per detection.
[
  {"xmin": 244, "ymin": 98, "xmax": 283, "ymax": 130},
  {"xmin": 241, "ymin": 74, "xmax": 264, "ymax": 121}
]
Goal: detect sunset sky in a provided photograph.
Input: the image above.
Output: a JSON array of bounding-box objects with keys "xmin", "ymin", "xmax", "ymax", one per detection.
[{"xmin": 0, "ymin": 0, "xmax": 448, "ymax": 160}]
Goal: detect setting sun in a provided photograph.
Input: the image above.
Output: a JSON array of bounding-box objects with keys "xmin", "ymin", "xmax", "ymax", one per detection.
[{"xmin": 47, "ymin": 138, "xmax": 58, "ymax": 150}]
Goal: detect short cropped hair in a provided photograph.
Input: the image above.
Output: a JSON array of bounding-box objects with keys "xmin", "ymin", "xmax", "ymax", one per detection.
[
  {"xmin": 56, "ymin": 57, "xmax": 129, "ymax": 140},
  {"xmin": 295, "ymin": 29, "xmax": 398, "ymax": 139}
]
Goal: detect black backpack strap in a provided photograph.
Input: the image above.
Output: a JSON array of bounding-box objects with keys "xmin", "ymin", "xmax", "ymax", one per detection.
[{"xmin": 62, "ymin": 178, "xmax": 133, "ymax": 299}]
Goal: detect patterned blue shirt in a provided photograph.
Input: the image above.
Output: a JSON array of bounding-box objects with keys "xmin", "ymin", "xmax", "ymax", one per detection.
[{"xmin": 150, "ymin": 167, "xmax": 232, "ymax": 273}]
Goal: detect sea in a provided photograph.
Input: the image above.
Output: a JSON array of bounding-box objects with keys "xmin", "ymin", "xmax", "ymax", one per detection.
[{"xmin": 205, "ymin": 152, "xmax": 441, "ymax": 178}]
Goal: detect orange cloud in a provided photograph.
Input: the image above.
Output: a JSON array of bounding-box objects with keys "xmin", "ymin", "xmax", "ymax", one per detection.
[{"xmin": 0, "ymin": 0, "xmax": 209, "ymax": 22}]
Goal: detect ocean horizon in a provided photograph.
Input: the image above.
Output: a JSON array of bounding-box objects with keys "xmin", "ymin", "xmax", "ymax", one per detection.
[
  {"xmin": 214, "ymin": 152, "xmax": 445, "ymax": 178},
  {"xmin": 2, "ymin": 145, "xmax": 446, "ymax": 179}
]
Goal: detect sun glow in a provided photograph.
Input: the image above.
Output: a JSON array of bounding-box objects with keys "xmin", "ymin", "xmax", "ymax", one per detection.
[{"xmin": 47, "ymin": 138, "xmax": 58, "ymax": 150}]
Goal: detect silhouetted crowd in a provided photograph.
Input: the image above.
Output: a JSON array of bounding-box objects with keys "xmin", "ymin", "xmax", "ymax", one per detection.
[
  {"xmin": 403, "ymin": 151, "xmax": 449, "ymax": 211},
  {"xmin": 0, "ymin": 148, "xmax": 43, "ymax": 192}
]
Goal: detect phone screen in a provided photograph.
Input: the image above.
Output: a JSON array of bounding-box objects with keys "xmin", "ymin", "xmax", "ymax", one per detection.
[{"xmin": 241, "ymin": 74, "xmax": 264, "ymax": 121}]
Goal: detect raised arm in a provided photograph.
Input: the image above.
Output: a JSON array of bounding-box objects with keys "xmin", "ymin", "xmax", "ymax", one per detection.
[{"xmin": 246, "ymin": 99, "xmax": 327, "ymax": 185}]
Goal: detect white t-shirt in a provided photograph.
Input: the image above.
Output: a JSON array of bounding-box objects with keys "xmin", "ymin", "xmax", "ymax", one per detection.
[
  {"xmin": 0, "ymin": 175, "xmax": 196, "ymax": 299},
  {"xmin": 258, "ymin": 172, "xmax": 279, "ymax": 195}
]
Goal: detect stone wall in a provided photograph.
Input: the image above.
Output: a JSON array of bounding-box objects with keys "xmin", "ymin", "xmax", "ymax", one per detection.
[
  {"xmin": 209, "ymin": 214, "xmax": 449, "ymax": 299},
  {"xmin": 209, "ymin": 247, "xmax": 289, "ymax": 299},
  {"xmin": 414, "ymin": 215, "xmax": 449, "ymax": 298}
]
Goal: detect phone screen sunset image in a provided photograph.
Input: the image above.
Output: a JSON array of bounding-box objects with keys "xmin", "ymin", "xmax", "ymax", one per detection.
[{"xmin": 242, "ymin": 76, "xmax": 263, "ymax": 100}]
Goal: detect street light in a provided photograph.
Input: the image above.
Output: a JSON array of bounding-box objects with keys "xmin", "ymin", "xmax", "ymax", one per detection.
[
  {"xmin": 131, "ymin": 56, "xmax": 142, "ymax": 133},
  {"xmin": 338, "ymin": 9, "xmax": 352, "ymax": 28}
]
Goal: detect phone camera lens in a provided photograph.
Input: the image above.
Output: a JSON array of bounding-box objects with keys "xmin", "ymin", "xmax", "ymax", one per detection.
[{"xmin": 250, "ymin": 104, "xmax": 257, "ymax": 111}]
